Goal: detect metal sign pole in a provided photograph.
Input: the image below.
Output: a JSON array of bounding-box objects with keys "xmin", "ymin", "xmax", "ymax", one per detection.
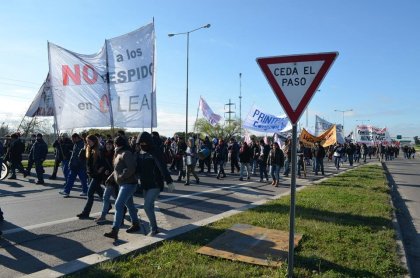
[{"xmin": 287, "ymin": 123, "xmax": 297, "ymax": 278}]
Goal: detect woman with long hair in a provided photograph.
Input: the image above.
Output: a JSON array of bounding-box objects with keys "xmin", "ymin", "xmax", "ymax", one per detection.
[{"xmin": 77, "ymin": 134, "xmax": 105, "ymax": 219}]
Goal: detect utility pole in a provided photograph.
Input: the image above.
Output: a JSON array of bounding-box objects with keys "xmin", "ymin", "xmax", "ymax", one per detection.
[{"xmin": 224, "ymin": 99, "xmax": 236, "ymax": 127}]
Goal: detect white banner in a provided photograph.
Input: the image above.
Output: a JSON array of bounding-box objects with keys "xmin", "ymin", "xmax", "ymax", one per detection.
[
  {"xmin": 48, "ymin": 43, "xmax": 110, "ymax": 130},
  {"xmin": 48, "ymin": 22, "xmax": 155, "ymax": 130},
  {"xmin": 243, "ymin": 105, "xmax": 290, "ymax": 133},
  {"xmin": 25, "ymin": 74, "xmax": 54, "ymax": 117},
  {"xmin": 315, "ymin": 115, "xmax": 343, "ymax": 135},
  {"xmin": 106, "ymin": 22, "xmax": 156, "ymax": 128},
  {"xmin": 355, "ymin": 125, "xmax": 392, "ymax": 145},
  {"xmin": 199, "ymin": 96, "xmax": 222, "ymax": 126}
]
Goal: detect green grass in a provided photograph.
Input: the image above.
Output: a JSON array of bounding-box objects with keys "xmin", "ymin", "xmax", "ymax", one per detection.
[
  {"xmin": 21, "ymin": 159, "xmax": 55, "ymax": 168},
  {"xmin": 70, "ymin": 165, "xmax": 406, "ymax": 278}
]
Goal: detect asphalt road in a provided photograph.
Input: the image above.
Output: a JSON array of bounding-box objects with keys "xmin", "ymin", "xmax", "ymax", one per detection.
[
  {"xmin": 384, "ymin": 157, "xmax": 420, "ymax": 278},
  {"xmin": 0, "ymin": 159, "xmax": 353, "ymax": 277}
]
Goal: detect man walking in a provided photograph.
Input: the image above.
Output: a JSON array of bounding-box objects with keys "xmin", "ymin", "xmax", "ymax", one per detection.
[{"xmin": 28, "ymin": 133, "xmax": 48, "ymax": 184}]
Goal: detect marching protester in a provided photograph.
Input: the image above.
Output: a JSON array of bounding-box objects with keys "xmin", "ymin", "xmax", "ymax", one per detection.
[
  {"xmin": 6, "ymin": 133, "xmax": 26, "ymax": 179},
  {"xmin": 215, "ymin": 138, "xmax": 228, "ymax": 179},
  {"xmin": 228, "ymin": 138, "xmax": 240, "ymax": 173},
  {"xmin": 283, "ymin": 138, "xmax": 291, "ymax": 177},
  {"xmin": 175, "ymin": 137, "xmax": 187, "ymax": 182},
  {"xmin": 258, "ymin": 139, "xmax": 270, "ymax": 183},
  {"xmin": 50, "ymin": 133, "xmax": 73, "ymax": 180},
  {"xmin": 313, "ymin": 142, "xmax": 325, "ymax": 175},
  {"xmin": 59, "ymin": 133, "xmax": 88, "ymax": 197},
  {"xmin": 136, "ymin": 131, "xmax": 174, "ymax": 236},
  {"xmin": 361, "ymin": 143, "xmax": 368, "ymax": 163},
  {"xmin": 184, "ymin": 137, "xmax": 199, "ymax": 185},
  {"xmin": 95, "ymin": 139, "xmax": 119, "ymax": 223},
  {"xmin": 198, "ymin": 136, "xmax": 212, "ymax": 173},
  {"xmin": 27, "ymin": 133, "xmax": 48, "ymax": 184},
  {"xmin": 238, "ymin": 141, "xmax": 252, "ymax": 181},
  {"xmin": 333, "ymin": 143, "xmax": 344, "ymax": 170},
  {"xmin": 76, "ymin": 135, "xmax": 105, "ymax": 219},
  {"xmin": 251, "ymin": 139, "xmax": 260, "ymax": 176},
  {"xmin": 267, "ymin": 142, "xmax": 284, "ymax": 186},
  {"xmin": 297, "ymin": 141, "xmax": 305, "ymax": 178},
  {"xmin": 104, "ymin": 136, "xmax": 139, "ymax": 240}
]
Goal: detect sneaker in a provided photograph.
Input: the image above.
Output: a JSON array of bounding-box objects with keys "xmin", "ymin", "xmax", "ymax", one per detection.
[
  {"xmin": 77, "ymin": 212, "xmax": 89, "ymax": 219},
  {"xmin": 8, "ymin": 176, "xmax": 16, "ymax": 180},
  {"xmin": 147, "ymin": 229, "xmax": 159, "ymax": 237},
  {"xmin": 80, "ymin": 192, "xmax": 87, "ymax": 197},
  {"xmin": 48, "ymin": 176, "xmax": 56, "ymax": 180},
  {"xmin": 184, "ymin": 182, "xmax": 190, "ymax": 186},
  {"xmin": 59, "ymin": 191, "xmax": 69, "ymax": 197},
  {"xmin": 35, "ymin": 180, "xmax": 45, "ymax": 185},
  {"xmin": 259, "ymin": 179, "xmax": 263, "ymax": 182},
  {"xmin": 247, "ymin": 176, "xmax": 250, "ymax": 180},
  {"xmin": 95, "ymin": 216, "xmax": 106, "ymax": 223},
  {"xmin": 126, "ymin": 223, "xmax": 140, "ymax": 233},
  {"xmin": 196, "ymin": 179, "xmax": 200, "ymax": 184}
]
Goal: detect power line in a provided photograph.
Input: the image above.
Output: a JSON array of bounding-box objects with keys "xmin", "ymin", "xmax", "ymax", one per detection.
[{"xmin": 0, "ymin": 77, "xmax": 41, "ymax": 85}]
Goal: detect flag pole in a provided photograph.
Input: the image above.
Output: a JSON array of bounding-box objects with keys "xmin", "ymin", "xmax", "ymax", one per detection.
[
  {"xmin": 194, "ymin": 96, "xmax": 201, "ymax": 133},
  {"xmin": 104, "ymin": 40, "xmax": 115, "ymax": 137},
  {"xmin": 151, "ymin": 18, "xmax": 156, "ymax": 133}
]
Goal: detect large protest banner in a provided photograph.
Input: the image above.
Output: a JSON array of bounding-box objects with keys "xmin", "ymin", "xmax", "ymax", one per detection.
[
  {"xmin": 243, "ymin": 105, "xmax": 291, "ymax": 133},
  {"xmin": 106, "ymin": 23, "xmax": 156, "ymax": 128},
  {"xmin": 315, "ymin": 115, "xmax": 343, "ymax": 135},
  {"xmin": 355, "ymin": 125, "xmax": 392, "ymax": 145},
  {"xmin": 48, "ymin": 22, "xmax": 155, "ymax": 130},
  {"xmin": 25, "ymin": 75, "xmax": 54, "ymax": 117},
  {"xmin": 48, "ymin": 43, "xmax": 110, "ymax": 130},
  {"xmin": 300, "ymin": 125, "xmax": 337, "ymax": 147}
]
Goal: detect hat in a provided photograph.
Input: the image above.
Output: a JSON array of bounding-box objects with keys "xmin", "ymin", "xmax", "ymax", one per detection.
[{"xmin": 36, "ymin": 133, "xmax": 43, "ymax": 138}]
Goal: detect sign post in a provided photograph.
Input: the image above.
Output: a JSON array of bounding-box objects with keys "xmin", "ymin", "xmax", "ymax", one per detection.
[{"xmin": 256, "ymin": 52, "xmax": 338, "ymax": 277}]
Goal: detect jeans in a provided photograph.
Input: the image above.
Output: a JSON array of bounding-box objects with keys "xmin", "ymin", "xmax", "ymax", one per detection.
[
  {"xmin": 143, "ymin": 188, "xmax": 160, "ymax": 232},
  {"xmin": 251, "ymin": 159, "xmax": 258, "ymax": 174},
  {"xmin": 35, "ymin": 160, "xmax": 44, "ymax": 182},
  {"xmin": 63, "ymin": 167, "xmax": 88, "ymax": 194},
  {"xmin": 61, "ymin": 160, "xmax": 70, "ymax": 180},
  {"xmin": 270, "ymin": 164, "xmax": 281, "ymax": 181},
  {"xmin": 82, "ymin": 177, "xmax": 104, "ymax": 215},
  {"xmin": 348, "ymin": 154, "xmax": 354, "ymax": 166},
  {"xmin": 217, "ymin": 161, "xmax": 225, "ymax": 177},
  {"xmin": 283, "ymin": 159, "xmax": 290, "ymax": 176},
  {"xmin": 113, "ymin": 184, "xmax": 139, "ymax": 231},
  {"xmin": 239, "ymin": 162, "xmax": 251, "ymax": 179},
  {"xmin": 186, "ymin": 164, "xmax": 199, "ymax": 183},
  {"xmin": 101, "ymin": 185, "xmax": 117, "ymax": 218},
  {"xmin": 315, "ymin": 157, "xmax": 324, "ymax": 175},
  {"xmin": 259, "ymin": 160, "xmax": 268, "ymax": 180},
  {"xmin": 334, "ymin": 156, "xmax": 340, "ymax": 169}
]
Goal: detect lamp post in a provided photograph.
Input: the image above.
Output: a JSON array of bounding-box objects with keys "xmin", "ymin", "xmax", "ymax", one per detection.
[
  {"xmin": 168, "ymin": 24, "xmax": 211, "ymax": 140},
  {"xmin": 334, "ymin": 109, "xmax": 353, "ymax": 132},
  {"xmin": 239, "ymin": 73, "xmax": 242, "ymax": 136}
]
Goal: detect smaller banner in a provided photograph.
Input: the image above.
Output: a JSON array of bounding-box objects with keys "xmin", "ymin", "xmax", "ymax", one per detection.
[
  {"xmin": 243, "ymin": 105, "xmax": 290, "ymax": 133},
  {"xmin": 300, "ymin": 125, "xmax": 337, "ymax": 147},
  {"xmin": 25, "ymin": 75, "xmax": 54, "ymax": 117},
  {"xmin": 355, "ymin": 125, "xmax": 392, "ymax": 145},
  {"xmin": 315, "ymin": 115, "xmax": 343, "ymax": 135},
  {"xmin": 199, "ymin": 96, "xmax": 222, "ymax": 126}
]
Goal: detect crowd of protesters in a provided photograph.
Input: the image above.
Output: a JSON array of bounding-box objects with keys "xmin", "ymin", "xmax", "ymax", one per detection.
[{"xmin": 0, "ymin": 130, "xmax": 417, "ymax": 239}]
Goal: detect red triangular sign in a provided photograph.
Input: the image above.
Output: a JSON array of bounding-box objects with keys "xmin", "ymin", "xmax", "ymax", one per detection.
[{"xmin": 257, "ymin": 52, "xmax": 338, "ymax": 124}]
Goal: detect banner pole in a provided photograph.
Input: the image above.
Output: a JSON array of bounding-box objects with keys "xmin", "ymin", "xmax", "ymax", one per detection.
[
  {"xmin": 151, "ymin": 18, "xmax": 155, "ymax": 133},
  {"xmin": 194, "ymin": 96, "xmax": 201, "ymax": 133},
  {"xmin": 104, "ymin": 40, "xmax": 115, "ymax": 137},
  {"xmin": 287, "ymin": 123, "xmax": 297, "ymax": 278}
]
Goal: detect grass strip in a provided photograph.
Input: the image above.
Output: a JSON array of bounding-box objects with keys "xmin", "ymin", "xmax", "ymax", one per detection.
[{"xmin": 71, "ymin": 164, "xmax": 406, "ymax": 277}]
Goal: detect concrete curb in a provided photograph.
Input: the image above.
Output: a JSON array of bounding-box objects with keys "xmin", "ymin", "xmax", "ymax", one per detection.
[
  {"xmin": 24, "ymin": 163, "xmax": 372, "ymax": 277},
  {"xmin": 381, "ymin": 162, "xmax": 411, "ymax": 277}
]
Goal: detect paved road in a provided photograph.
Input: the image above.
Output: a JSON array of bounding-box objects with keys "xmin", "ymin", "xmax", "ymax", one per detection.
[
  {"xmin": 0, "ymin": 159, "xmax": 354, "ymax": 277},
  {"xmin": 384, "ymin": 157, "xmax": 420, "ymax": 277}
]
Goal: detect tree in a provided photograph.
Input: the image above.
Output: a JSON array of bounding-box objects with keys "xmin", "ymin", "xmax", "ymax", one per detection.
[
  {"xmin": 414, "ymin": 136, "xmax": 420, "ymax": 145},
  {"xmin": 193, "ymin": 118, "xmax": 241, "ymax": 141}
]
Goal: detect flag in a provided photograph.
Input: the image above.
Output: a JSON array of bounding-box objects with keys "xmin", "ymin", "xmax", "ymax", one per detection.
[
  {"xmin": 198, "ymin": 96, "xmax": 222, "ymax": 126},
  {"xmin": 25, "ymin": 74, "xmax": 54, "ymax": 117}
]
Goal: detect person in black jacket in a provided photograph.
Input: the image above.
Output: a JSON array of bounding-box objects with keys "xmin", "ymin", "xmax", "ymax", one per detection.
[
  {"xmin": 50, "ymin": 134, "xmax": 73, "ymax": 180},
  {"xmin": 215, "ymin": 138, "xmax": 228, "ymax": 179},
  {"xmin": 313, "ymin": 142, "xmax": 326, "ymax": 175},
  {"xmin": 28, "ymin": 133, "xmax": 48, "ymax": 184},
  {"xmin": 238, "ymin": 141, "xmax": 252, "ymax": 181},
  {"xmin": 77, "ymin": 135, "xmax": 105, "ymax": 219},
  {"xmin": 258, "ymin": 139, "xmax": 270, "ymax": 183},
  {"xmin": 7, "ymin": 133, "xmax": 26, "ymax": 179},
  {"xmin": 136, "ymin": 132, "xmax": 174, "ymax": 236},
  {"xmin": 267, "ymin": 142, "xmax": 285, "ymax": 186}
]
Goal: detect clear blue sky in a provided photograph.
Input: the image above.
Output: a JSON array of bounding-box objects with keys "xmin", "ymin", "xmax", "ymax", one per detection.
[{"xmin": 0, "ymin": 0, "xmax": 419, "ymax": 138}]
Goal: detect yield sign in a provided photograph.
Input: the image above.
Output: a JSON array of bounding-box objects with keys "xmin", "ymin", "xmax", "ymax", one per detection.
[{"xmin": 257, "ymin": 52, "xmax": 338, "ymax": 124}]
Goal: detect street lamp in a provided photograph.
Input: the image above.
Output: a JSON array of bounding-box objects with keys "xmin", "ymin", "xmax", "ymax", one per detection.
[
  {"xmin": 168, "ymin": 24, "xmax": 211, "ymax": 140},
  {"xmin": 334, "ymin": 109, "xmax": 353, "ymax": 132}
]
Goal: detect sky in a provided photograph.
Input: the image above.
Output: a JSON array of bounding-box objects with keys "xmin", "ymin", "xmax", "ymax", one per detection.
[{"xmin": 0, "ymin": 0, "xmax": 419, "ymax": 139}]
